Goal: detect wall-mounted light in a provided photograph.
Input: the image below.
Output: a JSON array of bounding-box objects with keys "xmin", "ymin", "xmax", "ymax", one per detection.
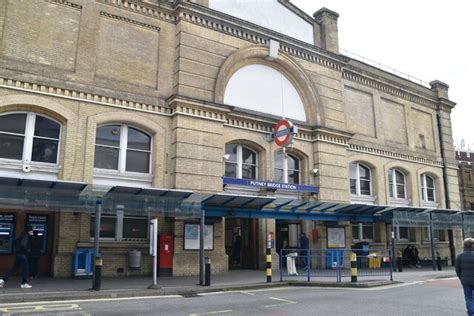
[{"xmin": 311, "ymin": 168, "xmax": 319, "ymax": 175}]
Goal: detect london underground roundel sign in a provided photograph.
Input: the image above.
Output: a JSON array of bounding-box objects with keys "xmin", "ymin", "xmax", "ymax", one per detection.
[{"xmin": 273, "ymin": 119, "xmax": 295, "ymax": 147}]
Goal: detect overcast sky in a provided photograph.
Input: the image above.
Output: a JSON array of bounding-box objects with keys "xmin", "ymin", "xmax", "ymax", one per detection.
[{"xmin": 292, "ymin": 0, "xmax": 473, "ymax": 150}]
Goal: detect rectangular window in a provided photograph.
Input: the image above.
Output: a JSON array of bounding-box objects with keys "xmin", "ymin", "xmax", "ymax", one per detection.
[
  {"xmin": 90, "ymin": 215, "xmax": 148, "ymax": 241},
  {"xmin": 397, "ymin": 226, "xmax": 409, "ymax": 240},
  {"xmin": 352, "ymin": 223, "xmax": 374, "ymax": 241}
]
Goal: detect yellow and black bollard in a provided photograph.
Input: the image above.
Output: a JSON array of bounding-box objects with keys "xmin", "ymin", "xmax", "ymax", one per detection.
[
  {"xmin": 351, "ymin": 252, "xmax": 357, "ymax": 283},
  {"xmin": 266, "ymin": 247, "xmax": 272, "ymax": 283}
]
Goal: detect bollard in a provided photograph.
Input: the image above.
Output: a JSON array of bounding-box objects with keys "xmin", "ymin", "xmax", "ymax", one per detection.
[
  {"xmin": 92, "ymin": 257, "xmax": 102, "ymax": 291},
  {"xmin": 436, "ymin": 253, "xmax": 442, "ymax": 271},
  {"xmin": 397, "ymin": 257, "xmax": 403, "ymax": 272},
  {"xmin": 266, "ymin": 247, "xmax": 272, "ymax": 283},
  {"xmin": 351, "ymin": 252, "xmax": 357, "ymax": 283},
  {"xmin": 205, "ymin": 257, "xmax": 211, "ymax": 286}
]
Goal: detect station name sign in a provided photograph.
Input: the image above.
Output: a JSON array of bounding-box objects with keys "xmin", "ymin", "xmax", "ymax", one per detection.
[{"xmin": 223, "ymin": 177, "xmax": 318, "ymax": 193}]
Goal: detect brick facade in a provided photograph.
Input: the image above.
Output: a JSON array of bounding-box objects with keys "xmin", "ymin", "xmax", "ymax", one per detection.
[{"xmin": 0, "ymin": 0, "xmax": 463, "ymax": 277}]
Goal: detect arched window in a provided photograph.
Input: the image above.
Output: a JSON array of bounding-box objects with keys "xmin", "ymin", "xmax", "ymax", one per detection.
[
  {"xmin": 420, "ymin": 174, "xmax": 436, "ymax": 202},
  {"xmin": 388, "ymin": 169, "xmax": 407, "ymax": 199},
  {"xmin": 350, "ymin": 163, "xmax": 372, "ymax": 196},
  {"xmin": 274, "ymin": 151, "xmax": 300, "ymax": 184},
  {"xmin": 0, "ymin": 112, "xmax": 60, "ymax": 164},
  {"xmin": 224, "ymin": 64, "xmax": 306, "ymax": 121},
  {"xmin": 94, "ymin": 124, "xmax": 151, "ymax": 174},
  {"xmin": 225, "ymin": 144, "xmax": 257, "ymax": 179}
]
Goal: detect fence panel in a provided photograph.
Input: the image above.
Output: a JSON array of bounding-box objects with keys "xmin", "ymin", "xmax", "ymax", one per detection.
[{"xmin": 279, "ymin": 248, "xmax": 393, "ymax": 283}]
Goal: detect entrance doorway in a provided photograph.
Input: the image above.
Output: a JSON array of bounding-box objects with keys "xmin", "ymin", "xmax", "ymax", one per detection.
[
  {"xmin": 276, "ymin": 220, "xmax": 301, "ymax": 255},
  {"xmin": 225, "ymin": 218, "xmax": 259, "ymax": 269}
]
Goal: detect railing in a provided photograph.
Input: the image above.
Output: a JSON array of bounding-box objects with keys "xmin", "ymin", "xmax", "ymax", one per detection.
[
  {"xmin": 340, "ymin": 48, "xmax": 430, "ymax": 88},
  {"xmin": 279, "ymin": 248, "xmax": 393, "ymax": 283}
]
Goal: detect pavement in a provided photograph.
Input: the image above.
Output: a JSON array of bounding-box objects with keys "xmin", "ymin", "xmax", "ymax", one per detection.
[{"xmin": 0, "ymin": 267, "xmax": 458, "ymax": 304}]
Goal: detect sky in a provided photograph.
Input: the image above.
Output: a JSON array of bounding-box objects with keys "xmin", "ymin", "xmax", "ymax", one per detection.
[{"xmin": 291, "ymin": 0, "xmax": 474, "ymax": 150}]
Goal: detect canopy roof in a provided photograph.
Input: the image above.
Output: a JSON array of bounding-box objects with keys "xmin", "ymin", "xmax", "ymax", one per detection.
[{"xmin": 1, "ymin": 177, "xmax": 473, "ymax": 227}]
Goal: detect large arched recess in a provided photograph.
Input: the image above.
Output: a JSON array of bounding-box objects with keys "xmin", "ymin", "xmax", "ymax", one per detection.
[{"xmin": 215, "ymin": 46, "xmax": 324, "ymax": 126}]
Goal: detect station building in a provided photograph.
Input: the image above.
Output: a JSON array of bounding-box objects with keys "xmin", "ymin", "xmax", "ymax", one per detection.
[{"xmin": 0, "ymin": 0, "xmax": 465, "ymax": 278}]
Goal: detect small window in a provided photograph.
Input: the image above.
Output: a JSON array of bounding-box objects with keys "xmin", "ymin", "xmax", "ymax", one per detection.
[
  {"xmin": 396, "ymin": 226, "xmax": 409, "ymax": 240},
  {"xmin": 419, "ymin": 134, "xmax": 426, "ymax": 149},
  {"xmin": 0, "ymin": 112, "xmax": 60, "ymax": 164},
  {"xmin": 352, "ymin": 223, "xmax": 374, "ymax": 241},
  {"xmin": 90, "ymin": 214, "xmax": 148, "ymax": 241},
  {"xmin": 225, "ymin": 144, "xmax": 257, "ymax": 179}
]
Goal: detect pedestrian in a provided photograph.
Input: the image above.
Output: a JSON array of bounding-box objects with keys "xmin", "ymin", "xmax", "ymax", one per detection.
[
  {"xmin": 456, "ymin": 237, "xmax": 474, "ymax": 316},
  {"xmin": 299, "ymin": 232, "xmax": 309, "ymax": 269},
  {"xmin": 232, "ymin": 233, "xmax": 241, "ymax": 265},
  {"xmin": 0, "ymin": 226, "xmax": 34, "ymax": 289},
  {"xmin": 28, "ymin": 231, "xmax": 42, "ymax": 279}
]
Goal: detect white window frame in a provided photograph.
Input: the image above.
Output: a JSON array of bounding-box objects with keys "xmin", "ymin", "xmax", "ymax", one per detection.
[
  {"xmin": 395, "ymin": 226, "xmax": 410, "ymax": 241},
  {"xmin": 0, "ymin": 112, "xmax": 61, "ymax": 166},
  {"xmin": 352, "ymin": 222, "xmax": 374, "ymax": 242},
  {"xmin": 420, "ymin": 174, "xmax": 437, "ymax": 204},
  {"xmin": 388, "ymin": 169, "xmax": 409, "ymax": 205},
  {"xmin": 274, "ymin": 151, "xmax": 300, "ymax": 184},
  {"xmin": 90, "ymin": 211, "xmax": 149, "ymax": 242},
  {"xmin": 350, "ymin": 163, "xmax": 375, "ymax": 204},
  {"xmin": 225, "ymin": 144, "xmax": 258, "ymax": 179},
  {"xmin": 94, "ymin": 124, "xmax": 152, "ymax": 175},
  {"xmin": 422, "ymin": 227, "xmax": 441, "ymax": 241}
]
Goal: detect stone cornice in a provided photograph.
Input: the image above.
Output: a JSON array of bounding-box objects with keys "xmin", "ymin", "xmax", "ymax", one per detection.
[
  {"xmin": 100, "ymin": 11, "xmax": 160, "ymax": 31},
  {"xmin": 348, "ymin": 143, "xmax": 443, "ymax": 167},
  {"xmin": 343, "ymin": 69, "xmax": 439, "ymax": 109},
  {"xmin": 97, "ymin": 0, "xmax": 176, "ymax": 23},
  {"xmin": 0, "ymin": 77, "xmax": 171, "ymax": 116},
  {"xmin": 50, "ymin": 0, "xmax": 82, "ymax": 10},
  {"xmin": 437, "ymin": 98, "xmax": 456, "ymax": 112}
]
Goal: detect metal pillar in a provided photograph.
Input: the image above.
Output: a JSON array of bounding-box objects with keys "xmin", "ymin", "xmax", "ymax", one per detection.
[
  {"xmin": 92, "ymin": 199, "xmax": 102, "ymax": 290},
  {"xmin": 199, "ymin": 207, "xmax": 205, "ymax": 285},
  {"xmin": 391, "ymin": 219, "xmax": 397, "ymax": 272},
  {"xmin": 429, "ymin": 213, "xmax": 436, "ymax": 271}
]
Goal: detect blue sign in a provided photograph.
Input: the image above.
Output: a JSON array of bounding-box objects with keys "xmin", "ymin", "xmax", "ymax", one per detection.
[{"xmin": 223, "ymin": 177, "xmax": 318, "ymax": 193}]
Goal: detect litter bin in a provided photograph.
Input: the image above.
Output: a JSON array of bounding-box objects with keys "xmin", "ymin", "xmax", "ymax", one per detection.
[
  {"xmin": 286, "ymin": 252, "xmax": 298, "ymax": 275},
  {"xmin": 128, "ymin": 250, "xmax": 142, "ymax": 269},
  {"xmin": 368, "ymin": 252, "xmax": 381, "ymax": 268}
]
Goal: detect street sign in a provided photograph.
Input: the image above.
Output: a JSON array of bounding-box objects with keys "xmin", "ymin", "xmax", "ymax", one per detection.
[{"xmin": 272, "ymin": 120, "xmax": 297, "ymax": 147}]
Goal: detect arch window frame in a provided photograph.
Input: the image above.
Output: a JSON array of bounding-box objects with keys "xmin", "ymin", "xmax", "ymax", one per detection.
[
  {"xmin": 0, "ymin": 111, "xmax": 61, "ymax": 165},
  {"xmin": 94, "ymin": 124, "xmax": 152, "ymax": 175},
  {"xmin": 388, "ymin": 168, "xmax": 407, "ymax": 200},
  {"xmin": 225, "ymin": 144, "xmax": 258, "ymax": 180},
  {"xmin": 350, "ymin": 162, "xmax": 372, "ymax": 197},
  {"xmin": 274, "ymin": 150, "xmax": 300, "ymax": 184}
]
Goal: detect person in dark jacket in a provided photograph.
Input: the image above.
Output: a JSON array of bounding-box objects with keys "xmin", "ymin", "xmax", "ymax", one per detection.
[
  {"xmin": 0, "ymin": 226, "xmax": 34, "ymax": 289},
  {"xmin": 456, "ymin": 237, "xmax": 474, "ymax": 316},
  {"xmin": 28, "ymin": 231, "xmax": 42, "ymax": 279},
  {"xmin": 300, "ymin": 232, "xmax": 310, "ymax": 269}
]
